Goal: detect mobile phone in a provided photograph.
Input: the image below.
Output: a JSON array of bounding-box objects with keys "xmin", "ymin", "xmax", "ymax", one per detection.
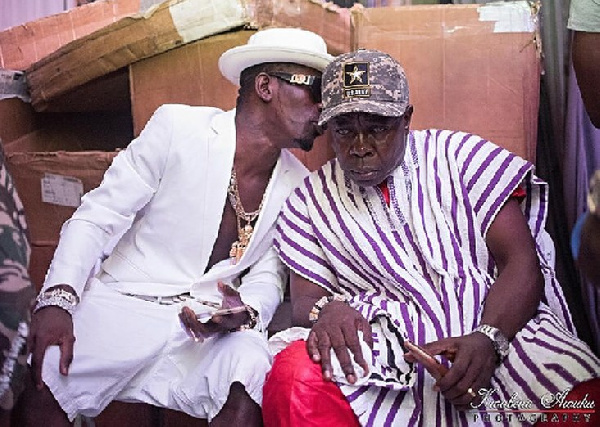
[
  {"xmin": 404, "ymin": 339, "xmax": 449, "ymax": 381},
  {"xmin": 195, "ymin": 305, "xmax": 247, "ymax": 322}
]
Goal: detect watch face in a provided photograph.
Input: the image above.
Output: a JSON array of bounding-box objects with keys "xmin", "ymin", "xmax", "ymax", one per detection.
[
  {"xmin": 495, "ymin": 335, "xmax": 510, "ymax": 357},
  {"xmin": 476, "ymin": 324, "xmax": 509, "ymax": 360}
]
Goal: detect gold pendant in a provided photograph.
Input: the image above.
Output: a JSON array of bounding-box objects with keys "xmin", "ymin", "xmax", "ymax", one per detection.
[
  {"xmin": 230, "ymin": 224, "xmax": 254, "ymax": 264},
  {"xmin": 230, "ymin": 240, "xmax": 245, "ymax": 264},
  {"xmin": 229, "ymin": 241, "xmax": 239, "ymax": 259},
  {"xmin": 240, "ymin": 224, "xmax": 253, "ymax": 246}
]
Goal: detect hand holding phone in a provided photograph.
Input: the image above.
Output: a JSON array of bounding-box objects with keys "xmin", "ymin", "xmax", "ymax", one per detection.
[
  {"xmin": 195, "ymin": 305, "xmax": 248, "ymax": 323},
  {"xmin": 404, "ymin": 339, "xmax": 449, "ymax": 381}
]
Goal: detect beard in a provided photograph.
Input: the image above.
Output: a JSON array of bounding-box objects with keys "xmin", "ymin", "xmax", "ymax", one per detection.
[
  {"xmin": 294, "ymin": 138, "xmax": 315, "ymax": 152},
  {"xmin": 293, "ymin": 122, "xmax": 323, "ymax": 152}
]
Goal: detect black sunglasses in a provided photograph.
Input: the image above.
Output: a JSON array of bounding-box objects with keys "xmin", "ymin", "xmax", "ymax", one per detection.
[{"xmin": 268, "ymin": 72, "xmax": 322, "ymax": 103}]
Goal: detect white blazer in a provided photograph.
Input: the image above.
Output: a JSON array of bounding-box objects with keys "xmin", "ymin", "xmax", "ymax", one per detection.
[{"xmin": 44, "ymin": 105, "xmax": 308, "ymax": 324}]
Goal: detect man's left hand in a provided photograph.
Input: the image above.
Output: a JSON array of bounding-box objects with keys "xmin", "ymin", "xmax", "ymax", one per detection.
[
  {"xmin": 179, "ymin": 282, "xmax": 252, "ymax": 341},
  {"xmin": 306, "ymin": 301, "xmax": 373, "ymax": 384}
]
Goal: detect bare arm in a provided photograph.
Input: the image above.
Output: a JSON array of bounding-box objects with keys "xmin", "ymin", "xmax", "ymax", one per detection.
[
  {"xmin": 577, "ymin": 213, "xmax": 600, "ymax": 286},
  {"xmin": 480, "ymin": 198, "xmax": 544, "ymax": 339},
  {"xmin": 290, "ymin": 271, "xmax": 330, "ymax": 327},
  {"xmin": 419, "ymin": 198, "xmax": 543, "ymax": 407},
  {"xmin": 572, "ymin": 31, "xmax": 600, "ymax": 128}
]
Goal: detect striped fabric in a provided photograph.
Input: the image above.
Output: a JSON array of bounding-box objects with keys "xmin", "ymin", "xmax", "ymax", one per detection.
[{"xmin": 275, "ymin": 130, "xmax": 600, "ymax": 426}]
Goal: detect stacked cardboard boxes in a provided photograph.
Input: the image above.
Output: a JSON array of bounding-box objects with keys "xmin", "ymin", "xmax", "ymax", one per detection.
[{"xmin": 0, "ymin": 0, "xmax": 141, "ymax": 71}]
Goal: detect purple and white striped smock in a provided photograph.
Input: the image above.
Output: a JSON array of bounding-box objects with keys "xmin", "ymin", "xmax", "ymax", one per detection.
[{"xmin": 274, "ymin": 130, "xmax": 600, "ymax": 426}]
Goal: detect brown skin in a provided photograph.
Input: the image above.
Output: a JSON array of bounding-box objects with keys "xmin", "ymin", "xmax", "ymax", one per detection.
[
  {"xmin": 578, "ymin": 213, "xmax": 600, "ymax": 286},
  {"xmin": 24, "ymin": 64, "xmax": 323, "ymax": 427},
  {"xmin": 293, "ymin": 109, "xmax": 544, "ymax": 409},
  {"xmin": 572, "ymin": 30, "xmax": 600, "ymax": 287},
  {"xmin": 572, "ymin": 31, "xmax": 600, "ymax": 128}
]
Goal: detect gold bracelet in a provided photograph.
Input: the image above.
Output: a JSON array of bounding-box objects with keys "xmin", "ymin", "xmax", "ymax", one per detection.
[
  {"xmin": 308, "ymin": 294, "xmax": 347, "ymax": 324},
  {"xmin": 236, "ymin": 304, "xmax": 258, "ymax": 331}
]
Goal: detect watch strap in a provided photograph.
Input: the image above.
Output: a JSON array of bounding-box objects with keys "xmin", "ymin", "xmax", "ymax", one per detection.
[{"xmin": 474, "ymin": 324, "xmax": 509, "ymax": 363}]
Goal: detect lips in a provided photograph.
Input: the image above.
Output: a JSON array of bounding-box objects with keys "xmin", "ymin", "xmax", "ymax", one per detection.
[{"xmin": 350, "ymin": 169, "xmax": 379, "ymax": 179}]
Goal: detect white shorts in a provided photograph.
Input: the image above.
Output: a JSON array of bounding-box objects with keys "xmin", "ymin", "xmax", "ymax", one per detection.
[{"xmin": 41, "ymin": 279, "xmax": 272, "ymax": 421}]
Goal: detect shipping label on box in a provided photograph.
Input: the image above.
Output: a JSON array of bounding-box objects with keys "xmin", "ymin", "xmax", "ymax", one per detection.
[
  {"xmin": 41, "ymin": 173, "xmax": 84, "ymax": 208},
  {"xmin": 5, "ymin": 150, "xmax": 117, "ymax": 246}
]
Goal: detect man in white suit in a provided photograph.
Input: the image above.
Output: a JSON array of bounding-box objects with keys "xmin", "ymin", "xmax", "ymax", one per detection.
[{"xmin": 21, "ymin": 28, "xmax": 333, "ymax": 426}]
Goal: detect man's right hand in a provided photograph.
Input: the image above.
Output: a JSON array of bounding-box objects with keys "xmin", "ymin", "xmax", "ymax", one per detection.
[
  {"xmin": 306, "ymin": 300, "xmax": 373, "ymax": 385},
  {"xmin": 27, "ymin": 305, "xmax": 75, "ymax": 389}
]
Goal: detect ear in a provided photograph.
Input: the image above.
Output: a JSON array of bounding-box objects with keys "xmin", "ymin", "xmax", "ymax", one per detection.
[
  {"xmin": 403, "ymin": 104, "xmax": 414, "ymax": 128},
  {"xmin": 255, "ymin": 72, "xmax": 274, "ymax": 102}
]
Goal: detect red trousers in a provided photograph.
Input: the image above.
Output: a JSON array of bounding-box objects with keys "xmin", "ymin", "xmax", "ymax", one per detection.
[{"xmin": 263, "ymin": 340, "xmax": 361, "ymax": 427}]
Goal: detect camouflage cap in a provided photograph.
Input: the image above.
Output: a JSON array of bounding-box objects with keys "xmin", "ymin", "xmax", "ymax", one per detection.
[{"xmin": 319, "ymin": 49, "xmax": 409, "ymax": 126}]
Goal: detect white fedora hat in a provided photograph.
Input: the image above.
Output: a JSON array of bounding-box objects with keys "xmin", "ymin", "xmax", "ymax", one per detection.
[{"xmin": 218, "ymin": 27, "xmax": 334, "ymax": 86}]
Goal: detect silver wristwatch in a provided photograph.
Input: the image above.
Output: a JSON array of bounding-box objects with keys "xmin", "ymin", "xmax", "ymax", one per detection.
[{"xmin": 474, "ymin": 324, "xmax": 509, "ymax": 363}]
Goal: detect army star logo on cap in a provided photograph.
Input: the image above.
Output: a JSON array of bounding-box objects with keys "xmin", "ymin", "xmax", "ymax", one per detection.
[{"xmin": 343, "ymin": 62, "xmax": 370, "ymax": 98}]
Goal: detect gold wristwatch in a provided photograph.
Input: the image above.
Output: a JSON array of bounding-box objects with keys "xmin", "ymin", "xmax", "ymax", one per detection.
[{"xmin": 588, "ymin": 170, "xmax": 600, "ymax": 218}]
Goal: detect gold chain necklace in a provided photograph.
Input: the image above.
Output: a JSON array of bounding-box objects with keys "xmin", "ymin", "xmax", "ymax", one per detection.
[{"xmin": 228, "ymin": 168, "xmax": 265, "ymax": 263}]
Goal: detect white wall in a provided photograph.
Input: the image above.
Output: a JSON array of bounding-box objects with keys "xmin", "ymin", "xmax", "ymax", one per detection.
[{"xmin": 0, "ymin": 0, "xmax": 78, "ymax": 31}]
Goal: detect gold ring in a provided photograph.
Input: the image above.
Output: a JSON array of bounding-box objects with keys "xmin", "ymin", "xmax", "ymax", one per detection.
[{"xmin": 467, "ymin": 387, "xmax": 477, "ymax": 398}]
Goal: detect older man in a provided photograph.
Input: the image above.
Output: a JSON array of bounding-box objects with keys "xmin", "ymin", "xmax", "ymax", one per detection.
[
  {"xmin": 21, "ymin": 28, "xmax": 332, "ymax": 426},
  {"xmin": 264, "ymin": 49, "xmax": 600, "ymax": 426}
]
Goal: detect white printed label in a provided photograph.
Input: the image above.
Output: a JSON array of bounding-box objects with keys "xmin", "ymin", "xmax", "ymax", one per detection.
[
  {"xmin": 478, "ymin": 1, "xmax": 536, "ymax": 33},
  {"xmin": 41, "ymin": 173, "xmax": 84, "ymax": 208},
  {"xmin": 169, "ymin": 0, "xmax": 247, "ymax": 44}
]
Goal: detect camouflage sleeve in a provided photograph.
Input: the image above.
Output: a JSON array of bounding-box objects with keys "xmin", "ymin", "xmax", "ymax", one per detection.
[{"xmin": 0, "ymin": 143, "xmax": 34, "ymax": 410}]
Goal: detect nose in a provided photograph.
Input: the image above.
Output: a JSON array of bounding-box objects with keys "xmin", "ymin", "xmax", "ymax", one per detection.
[{"xmin": 350, "ymin": 132, "xmax": 373, "ymax": 157}]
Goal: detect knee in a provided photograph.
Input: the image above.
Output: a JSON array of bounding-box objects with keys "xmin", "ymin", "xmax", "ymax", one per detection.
[
  {"xmin": 13, "ymin": 377, "xmax": 68, "ymax": 426},
  {"xmin": 263, "ymin": 341, "xmax": 359, "ymax": 427},
  {"xmin": 263, "ymin": 340, "xmax": 324, "ymax": 414},
  {"xmin": 265, "ymin": 340, "xmax": 321, "ymax": 388}
]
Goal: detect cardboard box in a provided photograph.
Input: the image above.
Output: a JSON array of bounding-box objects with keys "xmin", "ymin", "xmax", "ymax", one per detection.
[
  {"xmin": 0, "ymin": 98, "xmax": 38, "ymax": 144},
  {"xmin": 352, "ymin": 2, "xmax": 540, "ymax": 161},
  {"xmin": 0, "ymin": 0, "xmax": 140, "ymax": 71},
  {"xmin": 0, "ymin": 69, "xmax": 38, "ymax": 144},
  {"xmin": 252, "ymin": 0, "xmax": 352, "ymax": 56},
  {"xmin": 25, "ymin": 0, "xmax": 351, "ymax": 112},
  {"xmin": 26, "ymin": 0, "xmax": 251, "ymax": 112},
  {"xmin": 129, "ymin": 30, "xmax": 252, "ymax": 135},
  {"xmin": 4, "ymin": 112, "xmax": 133, "ymax": 153},
  {"xmin": 29, "ymin": 244, "xmax": 57, "ymax": 291},
  {"xmin": 5, "ymin": 150, "xmax": 117, "ymax": 246}
]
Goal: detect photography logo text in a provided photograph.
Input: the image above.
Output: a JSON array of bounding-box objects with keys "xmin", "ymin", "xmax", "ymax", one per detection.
[{"xmin": 470, "ymin": 388, "xmax": 596, "ymax": 423}]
